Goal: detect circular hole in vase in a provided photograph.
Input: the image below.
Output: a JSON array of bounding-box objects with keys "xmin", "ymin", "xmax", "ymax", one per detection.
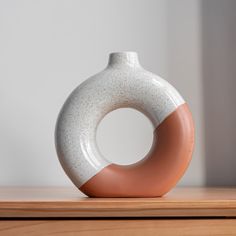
[{"xmin": 96, "ymin": 108, "xmax": 154, "ymax": 165}]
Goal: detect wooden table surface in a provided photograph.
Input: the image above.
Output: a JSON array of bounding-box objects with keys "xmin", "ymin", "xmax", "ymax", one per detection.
[
  {"xmin": 1, "ymin": 187, "xmax": 236, "ymax": 218},
  {"xmin": 1, "ymin": 187, "xmax": 236, "ymax": 235}
]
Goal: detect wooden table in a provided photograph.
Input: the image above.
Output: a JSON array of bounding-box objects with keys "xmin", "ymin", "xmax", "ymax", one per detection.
[{"xmin": 0, "ymin": 187, "xmax": 236, "ymax": 235}]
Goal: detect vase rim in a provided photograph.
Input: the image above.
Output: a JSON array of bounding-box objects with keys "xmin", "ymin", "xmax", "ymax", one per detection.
[
  {"xmin": 107, "ymin": 51, "xmax": 141, "ymax": 68},
  {"xmin": 109, "ymin": 51, "xmax": 138, "ymax": 55}
]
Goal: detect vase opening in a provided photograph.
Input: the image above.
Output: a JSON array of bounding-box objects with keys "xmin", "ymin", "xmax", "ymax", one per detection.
[{"xmin": 108, "ymin": 52, "xmax": 141, "ymax": 68}]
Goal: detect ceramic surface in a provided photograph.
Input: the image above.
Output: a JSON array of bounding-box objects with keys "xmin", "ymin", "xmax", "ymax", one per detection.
[{"xmin": 55, "ymin": 52, "xmax": 194, "ymax": 196}]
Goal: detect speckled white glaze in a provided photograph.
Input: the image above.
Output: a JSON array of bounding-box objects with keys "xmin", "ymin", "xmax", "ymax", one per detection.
[{"xmin": 55, "ymin": 52, "xmax": 185, "ymax": 187}]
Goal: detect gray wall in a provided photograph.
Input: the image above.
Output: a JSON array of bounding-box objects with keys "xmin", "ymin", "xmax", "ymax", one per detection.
[
  {"xmin": 202, "ymin": 0, "xmax": 236, "ymax": 186},
  {"xmin": 0, "ymin": 0, "xmax": 235, "ymax": 187}
]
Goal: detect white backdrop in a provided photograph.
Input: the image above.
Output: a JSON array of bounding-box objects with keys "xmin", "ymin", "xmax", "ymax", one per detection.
[{"xmin": 0, "ymin": 0, "xmax": 235, "ymax": 187}]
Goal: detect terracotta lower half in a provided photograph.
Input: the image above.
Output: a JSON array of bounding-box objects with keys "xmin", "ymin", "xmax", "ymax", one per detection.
[{"xmin": 80, "ymin": 103, "xmax": 194, "ymax": 197}]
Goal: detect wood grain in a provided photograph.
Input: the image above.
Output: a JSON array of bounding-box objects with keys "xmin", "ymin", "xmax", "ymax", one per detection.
[
  {"xmin": 1, "ymin": 219, "xmax": 236, "ymax": 236},
  {"xmin": 0, "ymin": 187, "xmax": 236, "ymax": 217}
]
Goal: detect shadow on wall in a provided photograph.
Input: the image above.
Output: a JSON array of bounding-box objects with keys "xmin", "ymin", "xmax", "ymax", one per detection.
[{"xmin": 201, "ymin": 0, "xmax": 236, "ymax": 185}]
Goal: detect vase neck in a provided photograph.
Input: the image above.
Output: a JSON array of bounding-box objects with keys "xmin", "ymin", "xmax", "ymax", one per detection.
[{"xmin": 107, "ymin": 52, "xmax": 141, "ymax": 68}]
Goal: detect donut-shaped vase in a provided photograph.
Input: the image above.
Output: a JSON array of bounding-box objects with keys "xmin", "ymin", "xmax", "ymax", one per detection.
[{"xmin": 55, "ymin": 52, "xmax": 194, "ymax": 197}]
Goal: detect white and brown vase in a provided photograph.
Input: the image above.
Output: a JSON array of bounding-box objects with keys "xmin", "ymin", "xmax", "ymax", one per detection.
[{"xmin": 55, "ymin": 52, "xmax": 194, "ymax": 197}]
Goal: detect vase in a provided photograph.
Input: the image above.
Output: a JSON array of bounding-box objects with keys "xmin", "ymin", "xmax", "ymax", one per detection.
[{"xmin": 55, "ymin": 52, "xmax": 194, "ymax": 197}]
